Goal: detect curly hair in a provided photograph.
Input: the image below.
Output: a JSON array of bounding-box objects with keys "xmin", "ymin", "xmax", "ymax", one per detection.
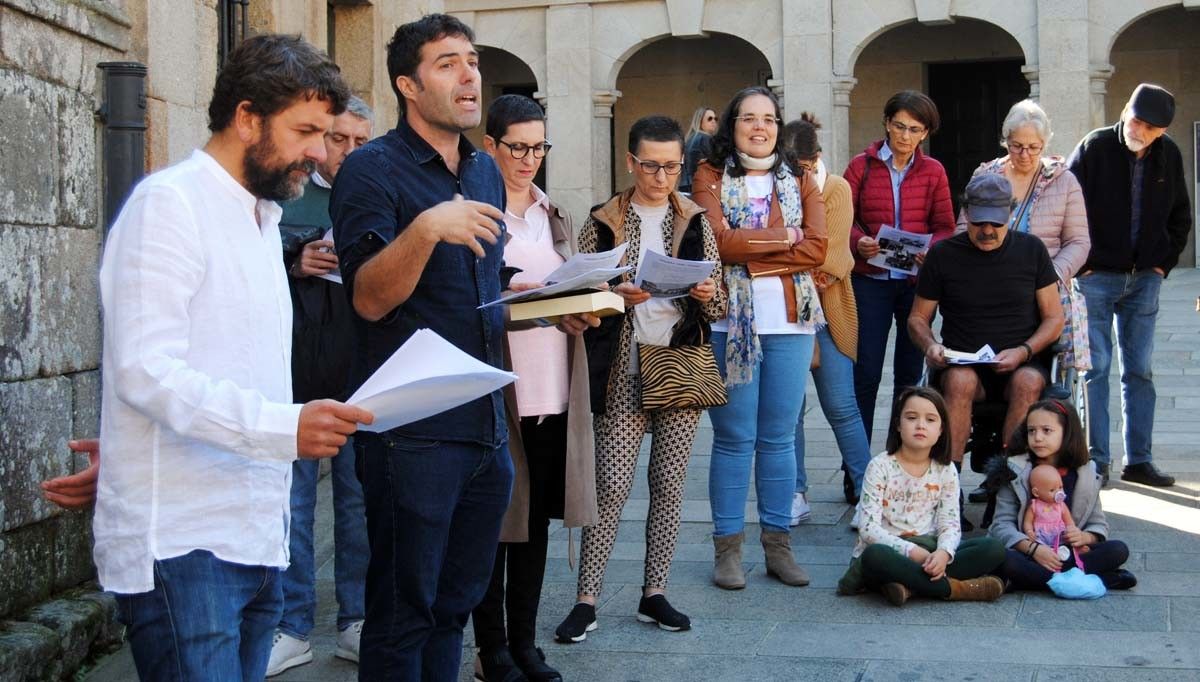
[{"xmin": 208, "ymin": 34, "xmax": 349, "ymax": 133}]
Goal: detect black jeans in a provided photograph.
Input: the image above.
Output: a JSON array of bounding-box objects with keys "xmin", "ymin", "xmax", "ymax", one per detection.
[
  {"xmin": 998, "ymin": 540, "xmax": 1130, "ymax": 591},
  {"xmin": 472, "ymin": 413, "xmax": 568, "ymax": 652}
]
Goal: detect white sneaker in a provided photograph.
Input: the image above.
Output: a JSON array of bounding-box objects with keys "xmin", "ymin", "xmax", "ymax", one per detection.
[
  {"xmin": 790, "ymin": 492, "xmax": 812, "ymax": 526},
  {"xmin": 266, "ymin": 631, "xmax": 312, "ymax": 677},
  {"xmin": 335, "ymin": 620, "xmax": 363, "ymax": 664}
]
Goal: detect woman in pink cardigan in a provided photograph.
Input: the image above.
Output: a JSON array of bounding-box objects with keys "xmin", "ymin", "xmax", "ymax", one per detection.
[{"xmin": 955, "ymin": 99, "xmax": 1090, "ymax": 283}]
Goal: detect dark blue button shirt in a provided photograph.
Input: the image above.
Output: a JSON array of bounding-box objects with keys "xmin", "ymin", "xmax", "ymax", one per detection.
[
  {"xmin": 1130, "ymin": 154, "xmax": 1146, "ymax": 250},
  {"xmin": 329, "ymin": 119, "xmax": 507, "ymax": 447}
]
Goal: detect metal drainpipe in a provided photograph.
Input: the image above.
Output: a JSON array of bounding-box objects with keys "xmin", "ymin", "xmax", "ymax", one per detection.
[{"xmin": 97, "ymin": 62, "xmax": 147, "ymax": 229}]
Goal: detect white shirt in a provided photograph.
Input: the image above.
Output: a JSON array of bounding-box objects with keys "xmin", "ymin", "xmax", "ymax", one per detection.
[
  {"xmin": 631, "ymin": 202, "xmax": 682, "ymax": 347},
  {"xmin": 94, "ymin": 150, "xmax": 303, "ymax": 594}
]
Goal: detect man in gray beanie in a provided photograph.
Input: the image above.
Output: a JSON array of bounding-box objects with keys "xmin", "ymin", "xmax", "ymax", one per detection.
[{"xmin": 1068, "ymin": 83, "xmax": 1192, "ymax": 488}]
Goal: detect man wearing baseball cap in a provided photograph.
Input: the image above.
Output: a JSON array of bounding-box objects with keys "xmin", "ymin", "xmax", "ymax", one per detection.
[
  {"xmin": 1068, "ymin": 83, "xmax": 1192, "ymax": 488},
  {"xmin": 909, "ymin": 174, "xmax": 1064, "ymax": 506}
]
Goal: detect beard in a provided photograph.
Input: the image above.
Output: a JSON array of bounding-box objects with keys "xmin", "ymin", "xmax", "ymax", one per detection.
[
  {"xmin": 243, "ymin": 132, "xmax": 314, "ymax": 202},
  {"xmin": 1124, "ymin": 137, "xmax": 1146, "ymax": 154}
]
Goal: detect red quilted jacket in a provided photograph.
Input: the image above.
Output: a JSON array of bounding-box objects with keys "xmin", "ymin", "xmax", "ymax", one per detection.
[{"xmin": 843, "ymin": 140, "xmax": 956, "ymax": 276}]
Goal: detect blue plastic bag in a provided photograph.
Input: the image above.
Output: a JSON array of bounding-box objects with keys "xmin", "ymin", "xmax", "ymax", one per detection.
[{"xmin": 1047, "ymin": 567, "xmax": 1106, "ymax": 599}]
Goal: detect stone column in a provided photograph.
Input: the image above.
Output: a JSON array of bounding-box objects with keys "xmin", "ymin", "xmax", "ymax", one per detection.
[
  {"xmin": 1089, "ymin": 63, "xmax": 1115, "ymax": 131},
  {"xmin": 543, "ymin": 3, "xmax": 595, "ymax": 223},
  {"xmin": 780, "ymin": 0, "xmax": 836, "ymax": 166},
  {"xmin": 1022, "ymin": 65, "xmax": 1040, "ymax": 100},
  {"xmin": 1035, "ymin": 0, "xmax": 1092, "ymax": 156},
  {"xmin": 592, "ymin": 89, "xmax": 621, "ymax": 203},
  {"xmin": 831, "ymin": 77, "xmax": 857, "ymax": 173}
]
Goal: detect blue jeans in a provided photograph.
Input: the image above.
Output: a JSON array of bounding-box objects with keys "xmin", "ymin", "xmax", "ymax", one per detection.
[
  {"xmin": 115, "ymin": 549, "xmax": 282, "ymax": 681},
  {"xmin": 357, "ymin": 433, "xmax": 513, "ymax": 681},
  {"xmin": 851, "ymin": 275, "xmax": 924, "ymax": 444},
  {"xmin": 795, "ymin": 327, "xmax": 871, "ymax": 495},
  {"xmin": 1078, "ymin": 270, "xmax": 1163, "ymax": 467},
  {"xmin": 279, "ymin": 439, "xmax": 368, "ymax": 639},
  {"xmin": 709, "ymin": 332, "xmax": 814, "ymax": 535}
]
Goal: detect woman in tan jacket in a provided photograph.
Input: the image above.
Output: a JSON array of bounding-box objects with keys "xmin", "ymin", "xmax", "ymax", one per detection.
[{"xmin": 781, "ymin": 114, "xmax": 872, "ymax": 524}]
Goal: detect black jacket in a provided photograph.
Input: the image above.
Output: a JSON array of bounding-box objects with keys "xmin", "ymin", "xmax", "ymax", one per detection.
[{"xmin": 1067, "ymin": 122, "xmax": 1191, "ymax": 274}]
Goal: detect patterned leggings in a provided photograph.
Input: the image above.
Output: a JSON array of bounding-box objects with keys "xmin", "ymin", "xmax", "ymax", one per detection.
[{"xmin": 577, "ymin": 370, "xmax": 701, "ymax": 597}]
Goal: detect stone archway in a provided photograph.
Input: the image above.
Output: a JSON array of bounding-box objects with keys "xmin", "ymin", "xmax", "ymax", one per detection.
[
  {"xmin": 844, "ymin": 18, "xmax": 1029, "ymax": 206},
  {"xmin": 611, "ymin": 32, "xmax": 773, "ymax": 193},
  {"xmin": 1104, "ymin": 3, "xmax": 1199, "ymax": 267}
]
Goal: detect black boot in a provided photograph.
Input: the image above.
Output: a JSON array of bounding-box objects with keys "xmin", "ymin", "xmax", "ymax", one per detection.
[
  {"xmin": 475, "ymin": 646, "xmax": 529, "ymax": 682},
  {"xmin": 511, "ymin": 645, "xmax": 562, "ymax": 682}
]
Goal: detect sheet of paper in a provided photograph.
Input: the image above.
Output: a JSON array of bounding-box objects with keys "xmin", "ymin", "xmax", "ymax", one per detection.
[
  {"xmin": 316, "ymin": 229, "xmax": 343, "ymax": 284},
  {"xmin": 867, "ymin": 225, "xmax": 932, "ymax": 276},
  {"xmin": 347, "ymin": 328, "xmax": 517, "ymax": 433},
  {"xmin": 543, "ymin": 243, "xmax": 628, "ymax": 284},
  {"xmin": 944, "ymin": 344, "xmax": 998, "ymax": 365},
  {"xmin": 632, "ymin": 249, "xmax": 715, "ymax": 299}
]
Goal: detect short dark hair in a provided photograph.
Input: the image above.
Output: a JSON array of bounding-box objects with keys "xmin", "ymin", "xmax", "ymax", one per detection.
[
  {"xmin": 486, "ymin": 94, "xmax": 545, "ymax": 140},
  {"xmin": 708, "ymin": 86, "xmax": 785, "ymax": 177},
  {"xmin": 885, "ymin": 386, "xmax": 953, "ymax": 465},
  {"xmin": 781, "ymin": 112, "xmax": 822, "ymax": 174},
  {"xmin": 386, "ymin": 13, "xmax": 476, "ymax": 113},
  {"xmin": 627, "ymin": 115, "xmax": 684, "ymax": 155},
  {"xmin": 883, "ymin": 90, "xmax": 940, "ymax": 136},
  {"xmin": 208, "ymin": 34, "xmax": 349, "ymax": 133},
  {"xmin": 1006, "ymin": 399, "xmax": 1089, "ymax": 470}
]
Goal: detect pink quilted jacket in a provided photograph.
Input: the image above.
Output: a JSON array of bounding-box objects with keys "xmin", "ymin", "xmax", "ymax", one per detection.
[{"xmin": 955, "ymin": 156, "xmax": 1091, "ymax": 282}]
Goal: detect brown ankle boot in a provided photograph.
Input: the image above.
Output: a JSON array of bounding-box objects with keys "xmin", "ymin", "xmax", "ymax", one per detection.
[
  {"xmin": 881, "ymin": 582, "xmax": 911, "ymax": 606},
  {"xmin": 760, "ymin": 530, "xmax": 810, "ymax": 586},
  {"xmin": 712, "ymin": 532, "xmax": 746, "ymax": 590},
  {"xmin": 946, "ymin": 575, "xmax": 1005, "ymax": 601}
]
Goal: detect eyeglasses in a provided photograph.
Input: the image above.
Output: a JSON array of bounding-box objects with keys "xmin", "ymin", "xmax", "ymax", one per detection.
[
  {"xmin": 704, "ymin": 114, "xmax": 717, "ymax": 122},
  {"xmin": 734, "ymin": 115, "xmax": 780, "ymax": 127},
  {"xmin": 888, "ymin": 120, "xmax": 927, "ymax": 137},
  {"xmin": 1007, "ymin": 141, "xmax": 1044, "ymax": 156},
  {"xmin": 498, "ymin": 139, "xmax": 552, "ymax": 159},
  {"xmin": 973, "ymin": 221, "xmax": 1006, "ymax": 229},
  {"xmin": 630, "ymin": 154, "xmax": 683, "ymax": 175}
]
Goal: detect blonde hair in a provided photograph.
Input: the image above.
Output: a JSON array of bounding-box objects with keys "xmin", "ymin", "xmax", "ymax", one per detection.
[{"xmin": 686, "ymin": 106, "xmax": 715, "ymax": 140}]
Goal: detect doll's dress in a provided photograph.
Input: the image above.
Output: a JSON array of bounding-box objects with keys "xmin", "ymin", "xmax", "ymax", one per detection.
[{"xmin": 1031, "ymin": 498, "xmax": 1085, "ymax": 570}]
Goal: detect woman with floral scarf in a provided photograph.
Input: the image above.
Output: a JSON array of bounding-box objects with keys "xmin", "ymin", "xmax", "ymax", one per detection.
[{"xmin": 691, "ymin": 86, "xmax": 828, "ymax": 590}]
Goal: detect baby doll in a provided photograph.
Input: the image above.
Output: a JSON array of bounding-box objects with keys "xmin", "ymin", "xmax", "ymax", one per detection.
[{"xmin": 1024, "ymin": 464, "xmax": 1085, "ymax": 569}]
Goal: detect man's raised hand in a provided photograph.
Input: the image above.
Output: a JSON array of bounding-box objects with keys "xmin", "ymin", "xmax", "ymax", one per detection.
[{"xmin": 417, "ymin": 194, "xmax": 504, "ymax": 258}]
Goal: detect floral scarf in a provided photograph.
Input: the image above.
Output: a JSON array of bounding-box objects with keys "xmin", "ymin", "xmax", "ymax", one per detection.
[{"xmin": 719, "ymin": 162, "xmax": 825, "ymax": 385}]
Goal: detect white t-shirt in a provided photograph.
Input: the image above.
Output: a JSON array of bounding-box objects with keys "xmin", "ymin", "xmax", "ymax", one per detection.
[
  {"xmin": 631, "ymin": 202, "xmax": 682, "ymax": 347},
  {"xmin": 712, "ymin": 174, "xmax": 812, "ymax": 335}
]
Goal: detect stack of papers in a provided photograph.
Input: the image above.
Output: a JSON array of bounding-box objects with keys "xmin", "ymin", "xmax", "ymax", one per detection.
[
  {"xmin": 867, "ymin": 226, "xmax": 931, "ymax": 276},
  {"xmin": 944, "ymin": 344, "xmax": 998, "ymax": 365},
  {"xmin": 633, "ymin": 250, "xmax": 716, "ymax": 299},
  {"xmin": 347, "ymin": 329, "xmax": 517, "ymax": 432},
  {"xmin": 480, "ymin": 245, "xmax": 631, "ymax": 309}
]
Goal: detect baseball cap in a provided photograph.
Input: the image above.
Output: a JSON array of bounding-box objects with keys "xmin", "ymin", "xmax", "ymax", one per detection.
[{"xmin": 964, "ymin": 174, "xmax": 1013, "ymax": 226}]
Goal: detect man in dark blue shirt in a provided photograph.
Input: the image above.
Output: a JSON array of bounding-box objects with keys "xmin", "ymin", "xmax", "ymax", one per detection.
[{"xmin": 329, "ymin": 14, "xmax": 593, "ymax": 681}]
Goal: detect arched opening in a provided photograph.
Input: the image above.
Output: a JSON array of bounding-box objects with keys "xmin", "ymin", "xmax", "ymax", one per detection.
[
  {"xmin": 612, "ymin": 33, "xmax": 772, "ymax": 193},
  {"xmin": 466, "ymin": 46, "xmax": 546, "ymax": 189},
  {"xmin": 1108, "ymin": 5, "xmax": 1199, "ymax": 267},
  {"xmin": 850, "ymin": 19, "xmax": 1028, "ymax": 210}
]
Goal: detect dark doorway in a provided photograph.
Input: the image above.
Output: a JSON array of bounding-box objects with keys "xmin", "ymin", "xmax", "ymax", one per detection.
[{"xmin": 928, "ymin": 60, "xmax": 1029, "ymax": 215}]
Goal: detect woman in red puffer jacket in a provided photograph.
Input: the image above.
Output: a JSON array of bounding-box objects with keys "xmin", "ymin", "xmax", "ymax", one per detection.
[{"xmin": 843, "ymin": 90, "xmax": 955, "ymax": 446}]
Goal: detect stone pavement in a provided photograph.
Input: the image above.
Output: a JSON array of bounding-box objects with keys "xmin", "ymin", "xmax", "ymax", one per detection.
[{"xmin": 87, "ymin": 269, "xmax": 1200, "ymax": 681}]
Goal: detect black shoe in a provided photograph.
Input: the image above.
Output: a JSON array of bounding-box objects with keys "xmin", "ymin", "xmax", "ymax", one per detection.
[
  {"xmin": 636, "ymin": 594, "xmax": 691, "ymax": 632},
  {"xmin": 966, "ymin": 484, "xmax": 990, "ymax": 504},
  {"xmin": 842, "ymin": 467, "xmax": 858, "ymax": 505},
  {"xmin": 1096, "ymin": 462, "xmax": 1110, "ymax": 487},
  {"xmin": 510, "ymin": 645, "xmax": 562, "ymax": 682},
  {"xmin": 958, "ymin": 489, "xmax": 974, "ymax": 532},
  {"xmin": 554, "ymin": 603, "xmax": 596, "ymax": 643},
  {"xmin": 475, "ymin": 646, "xmax": 529, "ymax": 682},
  {"xmin": 1101, "ymin": 569, "xmax": 1138, "ymax": 591},
  {"xmin": 1121, "ymin": 462, "xmax": 1175, "ymax": 487}
]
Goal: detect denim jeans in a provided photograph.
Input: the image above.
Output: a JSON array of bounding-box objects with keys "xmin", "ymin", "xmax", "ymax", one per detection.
[
  {"xmin": 709, "ymin": 332, "xmax": 814, "ymax": 535},
  {"xmin": 115, "ymin": 549, "xmax": 282, "ymax": 681},
  {"xmin": 997, "ymin": 540, "xmax": 1130, "ymax": 591},
  {"xmin": 1077, "ymin": 270, "xmax": 1163, "ymax": 467},
  {"xmin": 279, "ymin": 438, "xmax": 367, "ymax": 639},
  {"xmin": 357, "ymin": 433, "xmax": 513, "ymax": 682},
  {"xmin": 851, "ymin": 275, "xmax": 924, "ymax": 444},
  {"xmin": 795, "ymin": 327, "xmax": 872, "ymax": 495}
]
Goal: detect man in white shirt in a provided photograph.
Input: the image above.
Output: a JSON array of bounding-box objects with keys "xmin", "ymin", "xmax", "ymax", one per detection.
[{"xmin": 94, "ymin": 34, "xmax": 372, "ymax": 681}]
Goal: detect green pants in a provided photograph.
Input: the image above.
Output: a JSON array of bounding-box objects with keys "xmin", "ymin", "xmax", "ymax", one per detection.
[{"xmin": 859, "ymin": 537, "xmax": 1006, "ymax": 599}]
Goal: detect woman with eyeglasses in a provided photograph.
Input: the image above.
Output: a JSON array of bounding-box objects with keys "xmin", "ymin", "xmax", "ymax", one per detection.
[
  {"xmin": 691, "ymin": 86, "xmax": 827, "ymax": 591},
  {"xmin": 844, "ymin": 90, "xmax": 955, "ymax": 453},
  {"xmin": 954, "ymin": 99, "xmax": 1090, "ymax": 497},
  {"xmin": 472, "ymin": 94, "xmax": 596, "ymax": 682},
  {"xmin": 554, "ymin": 115, "xmax": 724, "ymax": 643},
  {"xmin": 681, "ymin": 106, "xmax": 719, "ymax": 193}
]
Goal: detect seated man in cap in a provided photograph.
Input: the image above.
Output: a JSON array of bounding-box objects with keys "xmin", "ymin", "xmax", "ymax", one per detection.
[
  {"xmin": 908, "ymin": 174, "xmax": 1065, "ymax": 509},
  {"xmin": 1068, "ymin": 83, "xmax": 1192, "ymax": 488}
]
